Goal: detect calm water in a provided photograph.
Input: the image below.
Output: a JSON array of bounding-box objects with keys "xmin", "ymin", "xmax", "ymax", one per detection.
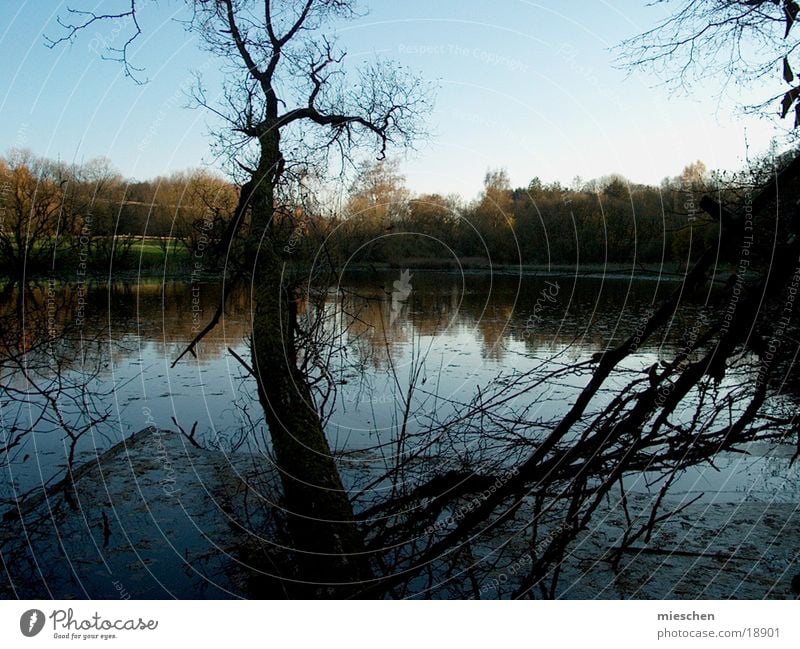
[{"xmin": 1, "ymin": 270, "xmax": 797, "ymax": 504}]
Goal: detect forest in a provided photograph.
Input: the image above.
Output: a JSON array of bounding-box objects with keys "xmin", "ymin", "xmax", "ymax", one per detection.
[{"xmin": 0, "ymin": 150, "xmax": 723, "ymax": 274}]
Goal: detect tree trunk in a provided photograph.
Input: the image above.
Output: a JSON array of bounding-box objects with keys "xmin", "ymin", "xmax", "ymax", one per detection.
[{"xmin": 248, "ymin": 133, "xmax": 373, "ymax": 597}]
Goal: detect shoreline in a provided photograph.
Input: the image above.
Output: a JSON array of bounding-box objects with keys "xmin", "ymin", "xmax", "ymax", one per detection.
[{"xmin": 0, "ymin": 260, "xmax": 741, "ymax": 284}]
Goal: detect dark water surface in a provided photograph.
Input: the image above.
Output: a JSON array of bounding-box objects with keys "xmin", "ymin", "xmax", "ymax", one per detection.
[{"xmin": 1, "ymin": 270, "xmax": 797, "ymax": 504}]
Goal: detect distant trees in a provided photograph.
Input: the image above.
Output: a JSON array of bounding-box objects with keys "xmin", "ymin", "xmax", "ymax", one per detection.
[
  {"xmin": 75, "ymin": 157, "xmax": 131, "ymax": 268},
  {"xmin": 466, "ymin": 169, "xmax": 517, "ymax": 261},
  {"xmin": 0, "ymin": 150, "xmax": 79, "ymax": 275},
  {"xmin": 0, "ymin": 149, "xmax": 720, "ymax": 274},
  {"xmin": 405, "ymin": 193, "xmax": 460, "ymax": 256},
  {"xmin": 509, "ymin": 172, "xmax": 686, "ymax": 267},
  {"xmin": 662, "ymin": 161, "xmax": 718, "ymax": 262},
  {"xmin": 147, "ymin": 169, "xmax": 239, "ymax": 260},
  {"xmin": 334, "ymin": 160, "xmax": 466, "ymax": 263},
  {"xmin": 336, "ymin": 159, "xmax": 411, "ymax": 261},
  {"xmin": 0, "ymin": 151, "xmax": 237, "ymax": 273},
  {"xmin": 326, "ymin": 161, "xmax": 708, "ymax": 269},
  {"xmin": 346, "ymin": 159, "xmax": 410, "ymax": 224}
]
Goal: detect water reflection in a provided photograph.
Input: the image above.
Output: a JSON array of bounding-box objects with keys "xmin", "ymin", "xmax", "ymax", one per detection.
[
  {"xmin": 0, "ymin": 271, "xmax": 796, "ymax": 503},
  {"xmin": 0, "ymin": 271, "xmax": 710, "ymax": 368}
]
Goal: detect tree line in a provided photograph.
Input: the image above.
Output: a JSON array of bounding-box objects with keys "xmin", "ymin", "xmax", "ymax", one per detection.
[
  {"xmin": 0, "ymin": 148, "xmax": 724, "ymax": 275},
  {"xmin": 333, "ymin": 158, "xmax": 718, "ymax": 267},
  {"xmin": 0, "ymin": 149, "xmax": 237, "ymax": 274}
]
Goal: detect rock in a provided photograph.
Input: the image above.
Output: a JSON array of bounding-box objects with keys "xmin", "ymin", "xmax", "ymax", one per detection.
[{"xmin": 0, "ymin": 428, "xmax": 281, "ymax": 599}]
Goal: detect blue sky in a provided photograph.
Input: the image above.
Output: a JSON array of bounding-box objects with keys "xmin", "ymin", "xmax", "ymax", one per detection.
[{"xmin": 0, "ymin": 0, "xmax": 787, "ymax": 197}]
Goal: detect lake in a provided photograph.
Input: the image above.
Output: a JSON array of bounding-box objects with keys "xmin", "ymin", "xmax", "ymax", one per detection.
[{"xmin": 2, "ymin": 269, "xmax": 796, "ymax": 506}]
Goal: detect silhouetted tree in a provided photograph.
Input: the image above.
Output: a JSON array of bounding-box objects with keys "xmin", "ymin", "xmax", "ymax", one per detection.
[
  {"xmin": 49, "ymin": 0, "xmax": 431, "ymax": 597},
  {"xmin": 620, "ymin": 0, "xmax": 800, "ymax": 124}
]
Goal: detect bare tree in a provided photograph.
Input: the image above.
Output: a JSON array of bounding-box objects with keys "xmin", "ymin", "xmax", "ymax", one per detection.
[
  {"xmin": 50, "ymin": 0, "xmax": 431, "ymax": 597},
  {"xmin": 619, "ymin": 0, "xmax": 800, "ymax": 124}
]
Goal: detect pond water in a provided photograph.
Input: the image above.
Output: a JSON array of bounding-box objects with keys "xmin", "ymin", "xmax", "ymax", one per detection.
[{"xmin": 1, "ymin": 270, "xmax": 797, "ymax": 506}]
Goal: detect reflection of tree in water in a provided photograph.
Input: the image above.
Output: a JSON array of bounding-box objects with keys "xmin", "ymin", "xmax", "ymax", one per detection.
[{"xmin": 0, "ymin": 279, "xmax": 113, "ymax": 508}]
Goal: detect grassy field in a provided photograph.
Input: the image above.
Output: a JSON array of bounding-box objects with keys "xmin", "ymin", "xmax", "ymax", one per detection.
[{"xmin": 127, "ymin": 240, "xmax": 189, "ymax": 268}]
